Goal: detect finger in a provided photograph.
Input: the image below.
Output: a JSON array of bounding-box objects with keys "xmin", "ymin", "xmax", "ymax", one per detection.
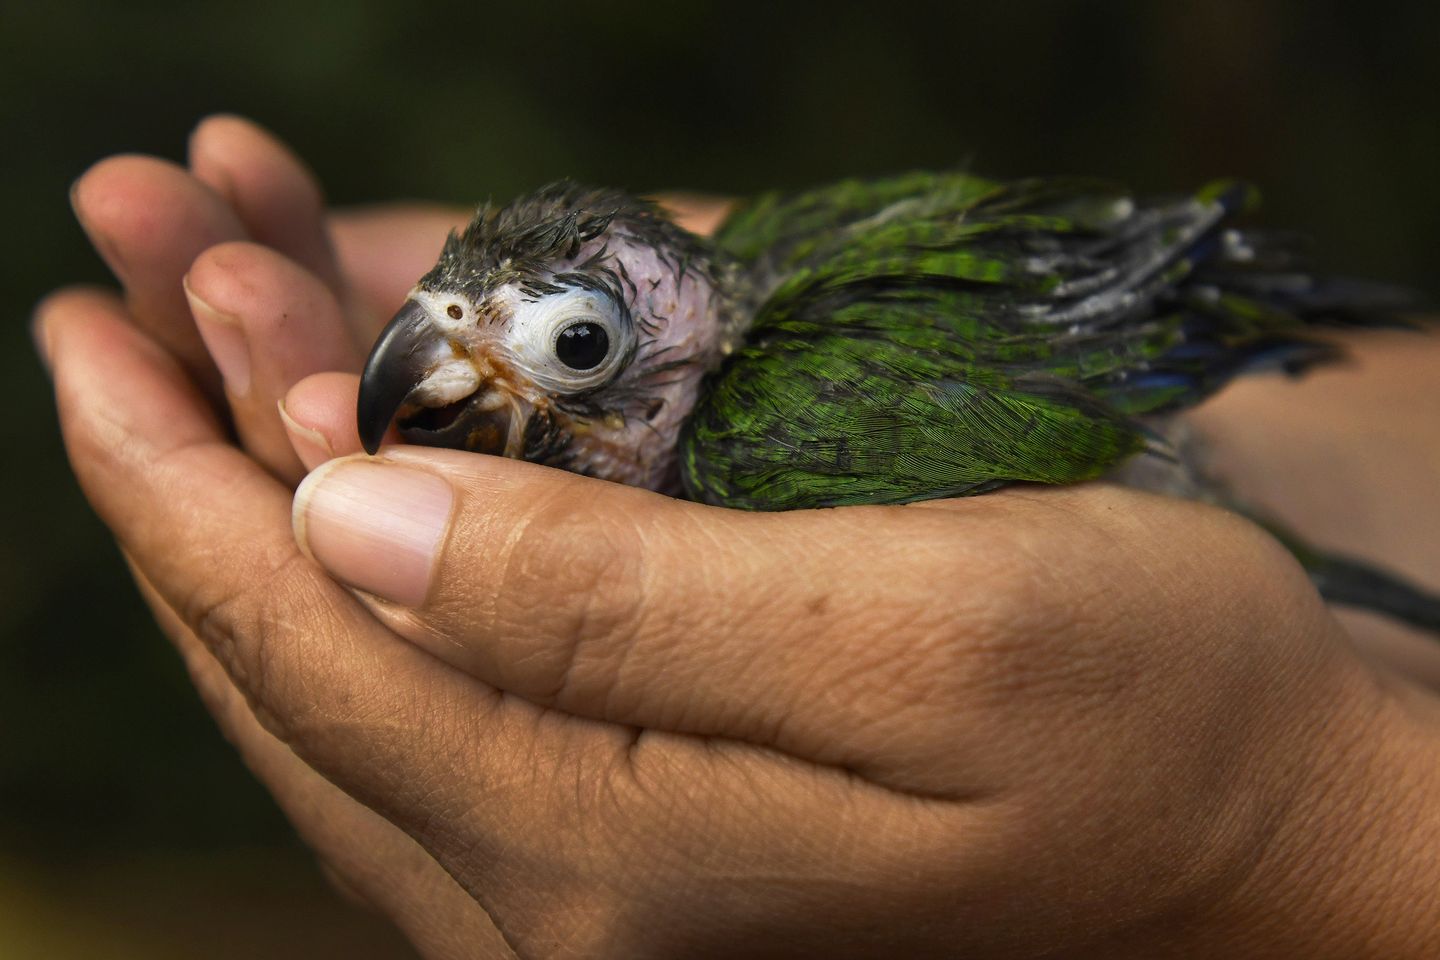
[
  {"xmin": 71, "ymin": 155, "xmax": 247, "ymax": 397},
  {"xmin": 650, "ymin": 192, "xmax": 734, "ymax": 236},
  {"xmin": 282, "ymin": 371, "xmax": 396, "ymax": 471},
  {"xmin": 39, "ymin": 288, "xmax": 663, "ymax": 937},
  {"xmin": 189, "ymin": 115, "xmax": 344, "ymax": 293},
  {"xmin": 184, "ymin": 241, "xmax": 361, "ymax": 483},
  {"xmin": 329, "ymin": 205, "xmax": 468, "ymax": 342},
  {"xmin": 128, "ymin": 562, "xmax": 514, "ymax": 960}
]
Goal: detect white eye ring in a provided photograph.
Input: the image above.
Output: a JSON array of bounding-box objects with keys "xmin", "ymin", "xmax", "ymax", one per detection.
[{"xmin": 509, "ymin": 287, "xmax": 632, "ymax": 392}]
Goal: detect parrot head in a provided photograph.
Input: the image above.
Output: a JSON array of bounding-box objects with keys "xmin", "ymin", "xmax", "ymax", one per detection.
[{"xmin": 357, "ymin": 183, "xmax": 739, "ymax": 492}]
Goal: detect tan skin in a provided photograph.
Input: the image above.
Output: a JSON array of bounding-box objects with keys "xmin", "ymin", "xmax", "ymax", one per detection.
[{"xmin": 38, "ymin": 115, "xmax": 1440, "ymax": 958}]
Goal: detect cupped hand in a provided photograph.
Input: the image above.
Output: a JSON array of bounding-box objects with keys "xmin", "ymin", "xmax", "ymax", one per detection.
[
  {"xmin": 59, "ymin": 115, "xmax": 509, "ymax": 957},
  {"xmin": 41, "ymin": 117, "xmax": 1440, "ymax": 958}
]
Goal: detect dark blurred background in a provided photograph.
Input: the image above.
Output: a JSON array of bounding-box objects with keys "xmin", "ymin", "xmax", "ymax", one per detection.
[{"xmin": 2, "ymin": 0, "xmax": 1437, "ymax": 955}]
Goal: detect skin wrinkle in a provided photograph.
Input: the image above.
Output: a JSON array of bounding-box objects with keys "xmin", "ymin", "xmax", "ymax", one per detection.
[
  {"xmin": 539, "ymin": 508, "xmax": 652, "ymax": 711},
  {"xmin": 665, "ymin": 587, "xmax": 800, "ymax": 737},
  {"xmin": 954, "ymin": 584, "xmax": 1134, "ymax": 717},
  {"xmin": 811, "ymin": 606, "xmax": 957, "ymax": 717},
  {"xmin": 1292, "ymin": 752, "xmax": 1394, "ymax": 927},
  {"xmin": 203, "ymin": 538, "xmax": 590, "ymax": 926},
  {"xmin": 602, "ymin": 512, "xmax": 681, "ymax": 724},
  {"xmin": 547, "ymin": 553, "xmax": 637, "ymax": 699},
  {"xmin": 618, "ymin": 742, "xmax": 866, "ymax": 880},
  {"xmin": 399, "ymin": 729, "xmax": 567, "ymax": 923},
  {"xmin": 682, "ymin": 797, "xmax": 983, "ymax": 957},
  {"xmin": 975, "ymin": 591, "xmax": 1258, "ymax": 806},
  {"xmin": 976, "ymin": 500, "xmax": 1223, "ymax": 692},
  {"xmin": 714, "ymin": 642, "xmax": 807, "ymax": 752},
  {"xmin": 615, "ymin": 762, "xmax": 735, "ymax": 879},
  {"xmin": 128, "ymin": 563, "xmax": 516, "ymax": 960},
  {"xmin": 964, "ymin": 790, "xmax": 1251, "ymax": 955},
  {"xmin": 477, "ymin": 494, "xmax": 757, "ymax": 727},
  {"xmin": 446, "ymin": 483, "xmax": 547, "ymax": 681},
  {"xmin": 1209, "ymin": 701, "xmax": 1385, "ymax": 952},
  {"xmin": 1283, "ymin": 680, "xmax": 1433, "ymax": 948},
  {"xmin": 61, "ymin": 373, "xmax": 225, "ymax": 499},
  {"xmin": 1193, "ymin": 660, "xmax": 1366, "ymax": 938},
  {"xmin": 190, "ymin": 548, "xmax": 317, "ymax": 731},
  {"xmin": 65, "ymin": 416, "xmax": 310, "ymax": 708},
  {"xmin": 445, "ymin": 736, "xmax": 645, "ymax": 952}
]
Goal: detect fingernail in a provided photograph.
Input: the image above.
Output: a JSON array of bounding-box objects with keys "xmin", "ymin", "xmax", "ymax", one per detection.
[
  {"xmin": 293, "ymin": 459, "xmax": 453, "ymax": 607},
  {"xmin": 278, "ymin": 400, "xmax": 335, "ymax": 472},
  {"xmin": 184, "ymin": 275, "xmax": 251, "ymax": 396}
]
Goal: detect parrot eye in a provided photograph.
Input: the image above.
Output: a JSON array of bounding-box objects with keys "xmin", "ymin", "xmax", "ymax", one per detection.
[
  {"xmin": 504, "ymin": 285, "xmax": 633, "ymax": 393},
  {"xmin": 554, "ymin": 322, "xmax": 610, "ymax": 370},
  {"xmin": 446, "ymin": 304, "xmax": 464, "ymax": 320}
]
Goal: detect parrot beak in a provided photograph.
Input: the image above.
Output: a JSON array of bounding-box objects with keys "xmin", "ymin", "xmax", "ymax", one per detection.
[
  {"xmin": 358, "ymin": 297, "xmax": 526, "ymax": 459},
  {"xmin": 357, "ymin": 298, "xmax": 438, "ymax": 455}
]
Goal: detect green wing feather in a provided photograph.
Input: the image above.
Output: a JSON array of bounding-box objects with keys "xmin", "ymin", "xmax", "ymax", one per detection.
[
  {"xmin": 713, "ymin": 171, "xmax": 1004, "ymax": 268},
  {"xmin": 682, "ymin": 174, "xmax": 1374, "ymax": 511}
]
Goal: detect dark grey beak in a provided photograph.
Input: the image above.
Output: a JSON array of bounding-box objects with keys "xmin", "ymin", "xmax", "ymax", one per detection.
[{"xmin": 357, "ymin": 298, "xmax": 437, "ymax": 454}]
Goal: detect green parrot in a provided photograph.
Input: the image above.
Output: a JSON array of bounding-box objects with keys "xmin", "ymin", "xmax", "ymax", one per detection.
[{"xmin": 355, "ymin": 172, "xmax": 1437, "ymax": 630}]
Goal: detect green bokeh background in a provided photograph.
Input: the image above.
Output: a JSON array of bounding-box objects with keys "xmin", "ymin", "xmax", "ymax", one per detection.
[{"xmin": 1, "ymin": 1, "xmax": 1437, "ymax": 954}]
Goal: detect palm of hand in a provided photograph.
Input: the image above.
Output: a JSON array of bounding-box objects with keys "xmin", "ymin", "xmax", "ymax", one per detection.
[{"xmin": 39, "ymin": 116, "xmax": 1440, "ymax": 958}]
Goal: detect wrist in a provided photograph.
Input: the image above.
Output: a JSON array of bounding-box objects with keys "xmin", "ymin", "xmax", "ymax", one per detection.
[{"xmin": 1210, "ymin": 662, "xmax": 1440, "ymax": 958}]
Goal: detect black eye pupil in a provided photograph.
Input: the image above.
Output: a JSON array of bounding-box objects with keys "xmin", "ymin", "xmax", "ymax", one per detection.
[{"xmin": 555, "ymin": 322, "xmax": 610, "ymax": 371}]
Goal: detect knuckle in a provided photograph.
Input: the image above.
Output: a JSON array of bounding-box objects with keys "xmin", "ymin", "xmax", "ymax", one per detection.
[
  {"xmin": 952, "ymin": 537, "xmax": 1139, "ymax": 711},
  {"xmin": 187, "ymin": 547, "xmax": 338, "ymax": 740},
  {"xmin": 188, "ymin": 241, "xmax": 270, "ymax": 311},
  {"xmin": 854, "ymin": 514, "xmax": 1134, "ymax": 726},
  {"xmin": 465, "ymin": 478, "xmax": 649, "ymax": 700}
]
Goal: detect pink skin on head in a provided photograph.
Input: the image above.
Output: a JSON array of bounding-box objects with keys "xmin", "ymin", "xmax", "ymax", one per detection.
[{"xmin": 559, "ymin": 234, "xmax": 728, "ymax": 492}]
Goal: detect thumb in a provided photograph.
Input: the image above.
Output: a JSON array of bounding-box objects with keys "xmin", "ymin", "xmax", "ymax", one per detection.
[{"xmin": 290, "ymin": 446, "xmax": 1002, "ymax": 796}]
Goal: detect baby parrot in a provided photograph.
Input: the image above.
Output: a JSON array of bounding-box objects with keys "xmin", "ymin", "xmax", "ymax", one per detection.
[{"xmin": 356, "ymin": 173, "xmax": 1437, "ymax": 629}]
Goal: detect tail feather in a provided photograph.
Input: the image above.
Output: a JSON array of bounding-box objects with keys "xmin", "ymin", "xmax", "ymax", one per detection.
[
  {"xmin": 1306, "ymin": 553, "xmax": 1440, "ymax": 634},
  {"xmin": 1259, "ymin": 519, "xmax": 1440, "ymax": 635}
]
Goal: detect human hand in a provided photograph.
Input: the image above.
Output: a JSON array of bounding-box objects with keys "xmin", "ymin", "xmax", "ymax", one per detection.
[
  {"xmin": 57, "ymin": 116, "xmax": 512, "ymax": 956},
  {"xmin": 1189, "ymin": 329, "xmax": 1440, "ymax": 687},
  {"xmin": 43, "ymin": 117, "xmax": 1440, "ymax": 957}
]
